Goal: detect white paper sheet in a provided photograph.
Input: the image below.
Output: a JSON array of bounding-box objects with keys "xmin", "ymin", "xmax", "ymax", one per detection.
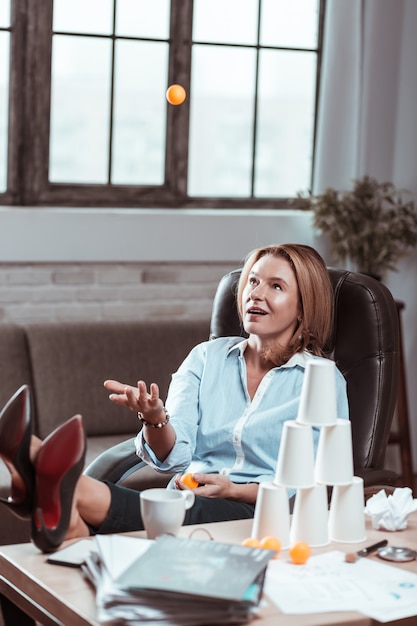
[
  {"xmin": 94, "ymin": 534, "xmax": 153, "ymax": 578},
  {"xmin": 264, "ymin": 550, "xmax": 417, "ymax": 622}
]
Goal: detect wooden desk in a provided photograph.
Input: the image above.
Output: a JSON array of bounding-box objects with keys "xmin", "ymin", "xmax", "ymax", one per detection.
[{"xmin": 1, "ymin": 514, "xmax": 417, "ymax": 626}]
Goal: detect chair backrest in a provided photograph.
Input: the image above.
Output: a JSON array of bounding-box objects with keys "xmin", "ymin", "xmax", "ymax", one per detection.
[{"xmin": 209, "ymin": 267, "xmax": 400, "ymax": 478}]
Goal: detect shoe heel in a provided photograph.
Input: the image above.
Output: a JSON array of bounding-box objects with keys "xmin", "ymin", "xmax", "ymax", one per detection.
[
  {"xmin": 32, "ymin": 414, "xmax": 86, "ymax": 553},
  {"xmin": 0, "ymin": 385, "xmax": 34, "ymax": 519}
]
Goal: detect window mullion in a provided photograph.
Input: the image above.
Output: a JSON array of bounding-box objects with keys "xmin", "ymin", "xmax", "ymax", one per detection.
[
  {"xmin": 165, "ymin": 0, "xmax": 193, "ymax": 200},
  {"xmin": 250, "ymin": 0, "xmax": 263, "ymax": 198},
  {"xmin": 3, "ymin": 0, "xmax": 27, "ymax": 204},
  {"xmin": 107, "ymin": 0, "xmax": 117, "ymax": 185},
  {"xmin": 311, "ymin": 0, "xmax": 326, "ymax": 190},
  {"xmin": 24, "ymin": 0, "xmax": 53, "ymax": 204}
]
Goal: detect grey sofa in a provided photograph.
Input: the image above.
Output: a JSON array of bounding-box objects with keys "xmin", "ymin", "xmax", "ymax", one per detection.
[{"xmin": 0, "ymin": 319, "xmax": 209, "ymax": 545}]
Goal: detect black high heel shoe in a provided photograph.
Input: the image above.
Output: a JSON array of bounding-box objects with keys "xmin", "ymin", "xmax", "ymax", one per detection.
[
  {"xmin": 31, "ymin": 414, "xmax": 86, "ymax": 553},
  {"xmin": 0, "ymin": 385, "xmax": 35, "ymax": 519}
]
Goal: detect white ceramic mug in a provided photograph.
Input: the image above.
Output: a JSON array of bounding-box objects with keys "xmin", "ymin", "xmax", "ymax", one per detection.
[{"xmin": 140, "ymin": 488, "xmax": 195, "ymax": 539}]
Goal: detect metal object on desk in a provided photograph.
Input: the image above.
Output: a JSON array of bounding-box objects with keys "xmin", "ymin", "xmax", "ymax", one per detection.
[{"xmin": 377, "ymin": 545, "xmax": 417, "ymax": 562}]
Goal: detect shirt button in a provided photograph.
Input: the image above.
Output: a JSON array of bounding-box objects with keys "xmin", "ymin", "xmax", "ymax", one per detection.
[{"xmin": 220, "ymin": 469, "xmax": 227, "ymax": 476}]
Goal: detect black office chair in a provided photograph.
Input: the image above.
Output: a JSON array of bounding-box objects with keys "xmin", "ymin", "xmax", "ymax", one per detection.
[{"xmin": 85, "ymin": 267, "xmax": 400, "ymax": 490}]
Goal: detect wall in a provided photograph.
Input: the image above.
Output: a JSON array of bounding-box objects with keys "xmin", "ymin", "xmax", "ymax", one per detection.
[
  {"xmin": 0, "ymin": 261, "xmax": 235, "ymax": 324},
  {"xmin": 0, "ymin": 207, "xmax": 316, "ymax": 321}
]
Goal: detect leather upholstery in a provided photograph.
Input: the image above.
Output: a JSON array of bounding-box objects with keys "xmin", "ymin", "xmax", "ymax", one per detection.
[{"xmin": 210, "ymin": 267, "xmax": 400, "ymax": 485}]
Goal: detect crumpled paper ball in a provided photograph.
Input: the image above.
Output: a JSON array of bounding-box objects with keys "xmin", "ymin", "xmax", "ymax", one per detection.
[{"xmin": 364, "ymin": 487, "xmax": 417, "ymax": 530}]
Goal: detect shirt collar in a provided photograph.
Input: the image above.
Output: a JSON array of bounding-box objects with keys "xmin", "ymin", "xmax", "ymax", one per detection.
[{"xmin": 227, "ymin": 339, "xmax": 312, "ymax": 370}]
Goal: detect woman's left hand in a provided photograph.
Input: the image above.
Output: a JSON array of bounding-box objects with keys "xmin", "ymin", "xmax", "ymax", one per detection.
[{"xmin": 175, "ymin": 473, "xmax": 235, "ymax": 499}]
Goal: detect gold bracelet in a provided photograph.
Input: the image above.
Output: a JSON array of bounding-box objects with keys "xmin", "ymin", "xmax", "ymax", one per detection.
[{"xmin": 137, "ymin": 407, "xmax": 170, "ymax": 428}]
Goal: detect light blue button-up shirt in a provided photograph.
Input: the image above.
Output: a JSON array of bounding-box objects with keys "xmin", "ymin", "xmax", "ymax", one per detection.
[{"xmin": 135, "ymin": 337, "xmax": 349, "ymax": 489}]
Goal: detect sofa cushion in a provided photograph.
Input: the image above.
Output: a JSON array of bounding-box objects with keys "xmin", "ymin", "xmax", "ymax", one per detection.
[
  {"xmin": 25, "ymin": 319, "xmax": 209, "ymax": 438},
  {"xmin": 0, "ymin": 318, "xmax": 209, "ymax": 545}
]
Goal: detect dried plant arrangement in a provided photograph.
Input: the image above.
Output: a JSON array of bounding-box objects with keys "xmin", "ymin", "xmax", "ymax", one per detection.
[{"xmin": 292, "ymin": 175, "xmax": 417, "ymax": 278}]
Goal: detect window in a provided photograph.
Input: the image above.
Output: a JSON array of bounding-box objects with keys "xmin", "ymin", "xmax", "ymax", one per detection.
[{"xmin": 1, "ymin": 0, "xmax": 324, "ymax": 208}]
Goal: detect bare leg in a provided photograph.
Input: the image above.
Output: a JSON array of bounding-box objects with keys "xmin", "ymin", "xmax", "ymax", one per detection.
[{"xmin": 66, "ymin": 474, "xmax": 112, "ymax": 539}]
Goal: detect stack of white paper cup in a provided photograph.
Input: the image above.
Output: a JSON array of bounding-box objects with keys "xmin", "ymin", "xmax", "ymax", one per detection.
[
  {"xmin": 251, "ymin": 482, "xmax": 290, "ymax": 548},
  {"xmin": 315, "ymin": 419, "xmax": 354, "ymax": 485},
  {"xmin": 296, "ymin": 360, "xmax": 338, "ymax": 427},
  {"xmin": 290, "ymin": 482, "xmax": 329, "ymax": 547},
  {"xmin": 253, "ymin": 358, "xmax": 366, "ymax": 550},
  {"xmin": 274, "ymin": 421, "xmax": 315, "ymax": 489},
  {"xmin": 328, "ymin": 476, "xmax": 367, "ymax": 542}
]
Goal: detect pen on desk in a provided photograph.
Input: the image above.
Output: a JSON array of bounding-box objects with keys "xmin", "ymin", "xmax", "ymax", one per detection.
[
  {"xmin": 345, "ymin": 539, "xmax": 388, "ymax": 563},
  {"xmin": 357, "ymin": 539, "xmax": 388, "ymax": 557}
]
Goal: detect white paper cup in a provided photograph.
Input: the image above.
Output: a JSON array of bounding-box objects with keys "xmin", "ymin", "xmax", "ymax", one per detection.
[
  {"xmin": 296, "ymin": 359, "xmax": 338, "ymax": 426},
  {"xmin": 251, "ymin": 482, "xmax": 290, "ymax": 549},
  {"xmin": 140, "ymin": 488, "xmax": 195, "ymax": 539},
  {"xmin": 315, "ymin": 419, "xmax": 354, "ymax": 485},
  {"xmin": 274, "ymin": 421, "xmax": 315, "ymax": 488},
  {"xmin": 290, "ymin": 483, "xmax": 330, "ymax": 547},
  {"xmin": 328, "ymin": 476, "xmax": 367, "ymax": 543}
]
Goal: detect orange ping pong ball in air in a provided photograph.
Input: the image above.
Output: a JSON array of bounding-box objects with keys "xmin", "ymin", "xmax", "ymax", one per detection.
[{"xmin": 166, "ymin": 84, "xmax": 186, "ymax": 105}]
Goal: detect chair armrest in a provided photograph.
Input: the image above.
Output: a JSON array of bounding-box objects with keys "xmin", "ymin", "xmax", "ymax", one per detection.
[
  {"xmin": 357, "ymin": 467, "xmax": 399, "ymax": 489},
  {"xmin": 84, "ymin": 437, "xmax": 145, "ymax": 484}
]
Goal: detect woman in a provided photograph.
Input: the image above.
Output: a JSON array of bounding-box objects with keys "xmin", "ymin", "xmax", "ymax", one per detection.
[{"xmin": 0, "ymin": 244, "xmax": 349, "ymax": 552}]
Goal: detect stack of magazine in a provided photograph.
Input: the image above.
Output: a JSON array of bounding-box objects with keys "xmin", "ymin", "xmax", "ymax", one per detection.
[{"xmin": 82, "ymin": 533, "xmax": 274, "ymax": 625}]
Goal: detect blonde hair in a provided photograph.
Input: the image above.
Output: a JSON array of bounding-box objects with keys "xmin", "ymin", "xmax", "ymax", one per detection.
[{"xmin": 237, "ymin": 244, "xmax": 333, "ymax": 365}]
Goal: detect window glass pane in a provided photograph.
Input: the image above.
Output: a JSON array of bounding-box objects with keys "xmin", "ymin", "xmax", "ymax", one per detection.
[
  {"xmin": 0, "ymin": 0, "xmax": 10, "ymax": 27},
  {"xmin": 188, "ymin": 46, "xmax": 255, "ymax": 197},
  {"xmin": 116, "ymin": 0, "xmax": 170, "ymax": 39},
  {"xmin": 255, "ymin": 50, "xmax": 316, "ymax": 197},
  {"xmin": 49, "ymin": 36, "xmax": 112, "ymax": 183},
  {"xmin": 112, "ymin": 40, "xmax": 168, "ymax": 185},
  {"xmin": 260, "ymin": 0, "xmax": 319, "ymax": 49},
  {"xmin": 53, "ymin": 0, "xmax": 113, "ymax": 35},
  {"xmin": 0, "ymin": 32, "xmax": 9, "ymax": 192},
  {"xmin": 193, "ymin": 0, "xmax": 259, "ymax": 45}
]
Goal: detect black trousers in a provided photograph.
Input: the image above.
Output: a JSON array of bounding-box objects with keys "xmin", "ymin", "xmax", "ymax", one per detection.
[{"xmin": 94, "ymin": 481, "xmax": 256, "ymax": 535}]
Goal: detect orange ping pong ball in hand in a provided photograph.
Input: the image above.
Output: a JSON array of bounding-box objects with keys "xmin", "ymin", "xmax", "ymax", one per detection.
[
  {"xmin": 166, "ymin": 84, "xmax": 186, "ymax": 105},
  {"xmin": 180, "ymin": 472, "xmax": 199, "ymax": 489}
]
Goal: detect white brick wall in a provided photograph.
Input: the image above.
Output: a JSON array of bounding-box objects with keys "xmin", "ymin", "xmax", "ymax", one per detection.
[{"xmin": 0, "ymin": 262, "xmax": 237, "ymax": 324}]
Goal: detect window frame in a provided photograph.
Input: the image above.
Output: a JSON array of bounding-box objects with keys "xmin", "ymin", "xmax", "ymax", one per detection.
[{"xmin": 1, "ymin": 0, "xmax": 325, "ymax": 209}]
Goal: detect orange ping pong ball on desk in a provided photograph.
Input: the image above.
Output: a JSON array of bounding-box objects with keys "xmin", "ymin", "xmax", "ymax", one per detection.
[
  {"xmin": 166, "ymin": 84, "xmax": 186, "ymax": 105},
  {"xmin": 289, "ymin": 541, "xmax": 311, "ymax": 564}
]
